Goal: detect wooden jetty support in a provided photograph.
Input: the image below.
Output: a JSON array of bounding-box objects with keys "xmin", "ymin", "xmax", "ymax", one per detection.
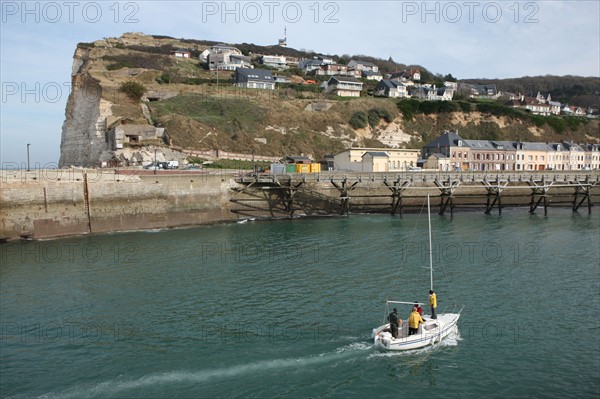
[
  {"xmin": 231, "ymin": 171, "xmax": 600, "ymax": 219},
  {"xmin": 482, "ymin": 178, "xmax": 509, "ymax": 215},
  {"xmin": 383, "ymin": 177, "xmax": 412, "ymax": 216},
  {"xmin": 330, "ymin": 178, "xmax": 359, "ymax": 216},
  {"xmin": 434, "ymin": 177, "xmax": 460, "ymax": 216}
]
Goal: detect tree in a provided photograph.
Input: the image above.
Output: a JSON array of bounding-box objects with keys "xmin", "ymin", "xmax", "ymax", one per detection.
[
  {"xmin": 119, "ymin": 81, "xmax": 146, "ymax": 102},
  {"xmin": 397, "ymin": 99, "xmax": 421, "ymax": 121},
  {"xmin": 443, "ymin": 73, "xmax": 457, "ymax": 82},
  {"xmin": 349, "ymin": 111, "xmax": 368, "ymax": 129}
]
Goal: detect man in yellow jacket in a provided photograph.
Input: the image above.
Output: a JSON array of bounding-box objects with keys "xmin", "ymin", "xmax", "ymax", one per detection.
[
  {"xmin": 429, "ymin": 289, "xmax": 437, "ymax": 319},
  {"xmin": 408, "ymin": 307, "xmax": 424, "ymax": 336}
]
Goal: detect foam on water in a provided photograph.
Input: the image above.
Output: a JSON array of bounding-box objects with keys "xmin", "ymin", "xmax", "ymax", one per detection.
[{"xmin": 47, "ymin": 341, "xmax": 372, "ymax": 398}]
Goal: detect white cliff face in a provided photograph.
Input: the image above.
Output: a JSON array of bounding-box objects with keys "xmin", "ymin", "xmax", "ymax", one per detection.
[{"xmin": 59, "ymin": 65, "xmax": 113, "ymax": 168}]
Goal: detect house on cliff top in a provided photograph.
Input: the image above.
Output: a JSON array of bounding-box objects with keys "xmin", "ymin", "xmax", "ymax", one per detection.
[{"xmin": 234, "ymin": 68, "xmax": 275, "ymax": 90}]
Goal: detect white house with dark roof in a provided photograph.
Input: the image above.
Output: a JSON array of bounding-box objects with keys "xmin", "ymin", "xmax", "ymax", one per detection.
[
  {"xmin": 260, "ymin": 55, "xmax": 288, "ymax": 69},
  {"xmin": 298, "ymin": 58, "xmax": 324, "ymax": 73},
  {"xmin": 314, "ymin": 63, "xmax": 350, "ymax": 76},
  {"xmin": 204, "ymin": 44, "xmax": 249, "ymax": 70},
  {"xmin": 389, "ymin": 69, "xmax": 421, "ymax": 84},
  {"xmin": 413, "ymin": 85, "xmax": 454, "ymax": 101},
  {"xmin": 506, "ymin": 95, "xmax": 552, "ymax": 116},
  {"xmin": 234, "ymin": 68, "xmax": 275, "ymax": 90},
  {"xmin": 323, "ymin": 75, "xmax": 363, "ymax": 97},
  {"xmin": 459, "ymin": 83, "xmax": 499, "ymax": 99},
  {"xmin": 374, "ymin": 79, "xmax": 408, "ymax": 98},
  {"xmin": 361, "ymin": 70, "xmax": 383, "ymax": 81},
  {"xmin": 347, "ymin": 60, "xmax": 379, "ymax": 73}
]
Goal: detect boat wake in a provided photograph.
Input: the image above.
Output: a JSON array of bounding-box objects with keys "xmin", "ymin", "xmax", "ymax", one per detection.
[{"xmin": 44, "ymin": 342, "xmax": 371, "ymax": 398}]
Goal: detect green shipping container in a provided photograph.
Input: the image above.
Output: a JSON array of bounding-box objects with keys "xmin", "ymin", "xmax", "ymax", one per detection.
[{"xmin": 286, "ymin": 164, "xmax": 297, "ymax": 173}]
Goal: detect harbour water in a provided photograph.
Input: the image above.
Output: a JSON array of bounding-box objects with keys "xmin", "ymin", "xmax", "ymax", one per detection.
[{"xmin": 1, "ymin": 209, "xmax": 599, "ymax": 398}]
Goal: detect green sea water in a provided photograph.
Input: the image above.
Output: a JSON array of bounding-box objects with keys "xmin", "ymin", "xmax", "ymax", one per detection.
[{"xmin": 1, "ymin": 209, "xmax": 599, "ymax": 398}]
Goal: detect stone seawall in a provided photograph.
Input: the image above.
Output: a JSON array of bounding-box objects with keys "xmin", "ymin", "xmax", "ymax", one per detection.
[{"xmin": 0, "ymin": 169, "xmax": 239, "ymax": 241}]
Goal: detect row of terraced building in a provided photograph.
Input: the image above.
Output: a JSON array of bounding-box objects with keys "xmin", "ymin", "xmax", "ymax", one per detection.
[{"xmin": 422, "ymin": 131, "xmax": 600, "ymax": 171}]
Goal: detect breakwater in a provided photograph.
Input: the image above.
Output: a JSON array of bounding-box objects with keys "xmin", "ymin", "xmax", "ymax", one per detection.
[
  {"xmin": 1, "ymin": 169, "xmax": 237, "ymax": 241},
  {"xmin": 1, "ymin": 169, "xmax": 599, "ymax": 241}
]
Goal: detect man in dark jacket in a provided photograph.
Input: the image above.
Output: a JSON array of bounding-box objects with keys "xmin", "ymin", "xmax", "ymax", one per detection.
[{"xmin": 388, "ymin": 308, "xmax": 401, "ymax": 339}]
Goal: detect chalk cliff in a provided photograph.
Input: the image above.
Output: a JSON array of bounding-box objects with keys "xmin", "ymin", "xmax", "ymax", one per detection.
[{"xmin": 59, "ymin": 47, "xmax": 112, "ymax": 167}]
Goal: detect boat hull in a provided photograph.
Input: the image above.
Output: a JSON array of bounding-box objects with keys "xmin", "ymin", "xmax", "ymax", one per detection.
[{"xmin": 372, "ymin": 313, "xmax": 460, "ymax": 351}]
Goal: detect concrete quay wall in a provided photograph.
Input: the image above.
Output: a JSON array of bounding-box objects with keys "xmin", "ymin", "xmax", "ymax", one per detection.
[{"xmin": 1, "ymin": 169, "xmax": 239, "ymax": 241}]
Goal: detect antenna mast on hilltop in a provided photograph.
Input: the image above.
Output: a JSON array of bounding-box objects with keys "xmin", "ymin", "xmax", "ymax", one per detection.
[{"xmin": 278, "ymin": 26, "xmax": 287, "ymax": 47}]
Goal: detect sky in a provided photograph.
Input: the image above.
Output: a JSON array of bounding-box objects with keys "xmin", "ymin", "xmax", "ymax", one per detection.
[{"xmin": 1, "ymin": 0, "xmax": 599, "ymax": 167}]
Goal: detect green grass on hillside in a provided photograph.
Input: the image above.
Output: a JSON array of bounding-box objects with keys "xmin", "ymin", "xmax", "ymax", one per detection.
[{"xmin": 149, "ymin": 94, "xmax": 266, "ymax": 131}]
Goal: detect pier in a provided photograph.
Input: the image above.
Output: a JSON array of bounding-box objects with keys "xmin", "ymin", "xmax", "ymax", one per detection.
[{"xmin": 232, "ymin": 171, "xmax": 600, "ymax": 218}]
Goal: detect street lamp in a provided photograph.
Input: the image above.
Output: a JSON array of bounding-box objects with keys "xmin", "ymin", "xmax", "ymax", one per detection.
[
  {"xmin": 26, "ymin": 143, "xmax": 31, "ymax": 171},
  {"xmin": 154, "ymin": 149, "xmax": 157, "ymax": 175}
]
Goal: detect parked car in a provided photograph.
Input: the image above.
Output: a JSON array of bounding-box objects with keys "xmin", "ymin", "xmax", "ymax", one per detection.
[
  {"xmin": 166, "ymin": 160, "xmax": 179, "ymax": 169},
  {"xmin": 144, "ymin": 162, "xmax": 163, "ymax": 170}
]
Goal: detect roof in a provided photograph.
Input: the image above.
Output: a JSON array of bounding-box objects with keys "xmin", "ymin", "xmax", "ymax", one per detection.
[
  {"xmin": 361, "ymin": 70, "xmax": 382, "ymax": 77},
  {"xmin": 561, "ymin": 142, "xmax": 584, "ymax": 151},
  {"xmin": 349, "ymin": 59, "xmax": 378, "ymax": 67},
  {"xmin": 389, "ymin": 69, "xmax": 420, "ymax": 79},
  {"xmin": 235, "ymin": 68, "xmax": 274, "ymax": 82},
  {"xmin": 328, "ymin": 75, "xmax": 362, "ymax": 84},
  {"xmin": 428, "ymin": 153, "xmax": 449, "ymax": 159},
  {"xmin": 213, "ymin": 44, "xmax": 240, "ymax": 51},
  {"xmin": 423, "ymin": 131, "xmax": 465, "ymax": 149},
  {"xmin": 299, "ymin": 59, "xmax": 323, "ymax": 67},
  {"xmin": 463, "ymin": 140, "xmax": 497, "ymax": 150},
  {"xmin": 362, "ymin": 151, "xmax": 389, "ymax": 158},
  {"xmin": 230, "ymin": 54, "xmax": 251, "ymax": 61},
  {"xmin": 377, "ymin": 79, "xmax": 402, "ymax": 89},
  {"xmin": 285, "ymin": 155, "xmax": 313, "ymax": 162},
  {"xmin": 492, "ymin": 141, "xmax": 518, "ymax": 150},
  {"xmin": 521, "ymin": 142, "xmax": 550, "ymax": 151}
]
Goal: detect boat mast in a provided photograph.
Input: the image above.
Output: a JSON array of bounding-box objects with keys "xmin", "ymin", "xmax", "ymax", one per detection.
[{"xmin": 427, "ymin": 194, "xmax": 433, "ymax": 291}]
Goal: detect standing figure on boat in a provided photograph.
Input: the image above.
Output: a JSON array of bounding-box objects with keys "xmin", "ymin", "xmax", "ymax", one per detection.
[
  {"xmin": 414, "ymin": 302, "xmax": 423, "ymax": 316},
  {"xmin": 388, "ymin": 308, "xmax": 401, "ymax": 338},
  {"xmin": 429, "ymin": 290, "xmax": 437, "ymax": 319},
  {"xmin": 408, "ymin": 307, "xmax": 424, "ymax": 336}
]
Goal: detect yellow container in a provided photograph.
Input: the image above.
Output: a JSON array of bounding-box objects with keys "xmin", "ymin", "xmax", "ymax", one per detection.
[
  {"xmin": 310, "ymin": 163, "xmax": 321, "ymax": 173},
  {"xmin": 296, "ymin": 164, "xmax": 310, "ymax": 173}
]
